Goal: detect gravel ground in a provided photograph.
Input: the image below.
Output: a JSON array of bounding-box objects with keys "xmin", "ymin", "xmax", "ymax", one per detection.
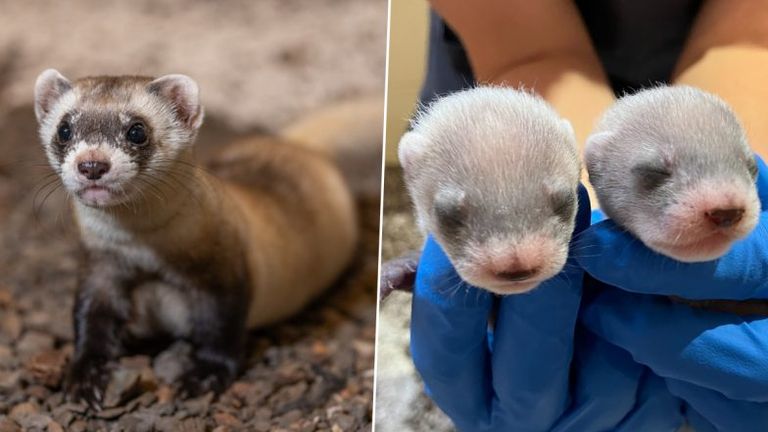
[
  {"xmin": 374, "ymin": 168, "xmax": 454, "ymax": 432},
  {"xmin": 0, "ymin": 1, "xmax": 384, "ymax": 430}
]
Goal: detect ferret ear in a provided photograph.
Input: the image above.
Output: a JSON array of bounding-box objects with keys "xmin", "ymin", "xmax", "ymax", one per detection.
[
  {"xmin": 148, "ymin": 74, "xmax": 204, "ymax": 129},
  {"xmin": 584, "ymin": 131, "xmax": 614, "ymax": 178},
  {"xmin": 585, "ymin": 132, "xmax": 614, "ymax": 160},
  {"xmin": 398, "ymin": 131, "xmax": 428, "ymax": 172},
  {"xmin": 34, "ymin": 69, "xmax": 72, "ymax": 122}
]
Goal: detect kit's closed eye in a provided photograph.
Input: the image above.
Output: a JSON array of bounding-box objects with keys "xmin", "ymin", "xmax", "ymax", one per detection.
[
  {"xmin": 632, "ymin": 162, "xmax": 672, "ymax": 190},
  {"xmin": 550, "ymin": 189, "xmax": 576, "ymax": 220},
  {"xmin": 434, "ymin": 188, "xmax": 467, "ymax": 234},
  {"xmin": 747, "ymin": 156, "xmax": 759, "ymax": 180}
]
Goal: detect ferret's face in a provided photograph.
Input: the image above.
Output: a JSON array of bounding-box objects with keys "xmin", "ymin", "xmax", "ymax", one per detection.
[
  {"xmin": 623, "ymin": 150, "xmax": 760, "ymax": 262},
  {"xmin": 428, "ymin": 183, "xmax": 577, "ymax": 295},
  {"xmin": 399, "ymin": 87, "xmax": 581, "ymax": 295},
  {"xmin": 34, "ymin": 70, "xmax": 203, "ymax": 208}
]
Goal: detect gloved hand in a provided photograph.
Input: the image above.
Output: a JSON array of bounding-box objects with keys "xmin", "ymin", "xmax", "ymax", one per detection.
[
  {"xmin": 577, "ymin": 156, "xmax": 768, "ymax": 431},
  {"xmin": 410, "ymin": 185, "xmax": 684, "ymax": 431}
]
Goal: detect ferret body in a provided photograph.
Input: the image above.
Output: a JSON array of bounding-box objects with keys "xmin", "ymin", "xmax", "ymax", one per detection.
[
  {"xmin": 33, "ymin": 70, "xmax": 358, "ymax": 405},
  {"xmin": 398, "ymin": 87, "xmax": 580, "ymax": 295},
  {"xmin": 586, "ymin": 86, "xmax": 760, "ymax": 262}
]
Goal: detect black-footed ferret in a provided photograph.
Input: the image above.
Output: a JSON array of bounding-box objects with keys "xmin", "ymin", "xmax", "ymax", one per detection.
[
  {"xmin": 586, "ymin": 86, "xmax": 766, "ymax": 314},
  {"xmin": 33, "ymin": 69, "xmax": 359, "ymax": 407},
  {"xmin": 585, "ymin": 86, "xmax": 760, "ymax": 262},
  {"xmin": 396, "ymin": 87, "xmax": 581, "ymax": 295}
]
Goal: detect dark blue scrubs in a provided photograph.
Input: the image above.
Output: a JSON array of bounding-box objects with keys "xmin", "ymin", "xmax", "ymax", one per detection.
[{"xmin": 420, "ymin": 0, "xmax": 704, "ymax": 104}]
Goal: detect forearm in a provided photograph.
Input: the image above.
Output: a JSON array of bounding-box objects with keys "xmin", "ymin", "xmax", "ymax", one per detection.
[{"xmin": 673, "ymin": 0, "xmax": 768, "ymax": 158}]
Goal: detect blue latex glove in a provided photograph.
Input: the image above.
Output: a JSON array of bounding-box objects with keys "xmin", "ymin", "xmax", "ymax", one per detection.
[
  {"xmin": 576, "ymin": 156, "xmax": 768, "ymax": 429},
  {"xmin": 410, "ymin": 185, "xmax": 684, "ymax": 431}
]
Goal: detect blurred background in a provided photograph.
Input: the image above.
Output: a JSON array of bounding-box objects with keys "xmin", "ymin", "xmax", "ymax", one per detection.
[
  {"xmin": 376, "ymin": 0, "xmax": 455, "ymax": 430},
  {"xmin": 0, "ymin": 1, "xmax": 385, "ymax": 431}
]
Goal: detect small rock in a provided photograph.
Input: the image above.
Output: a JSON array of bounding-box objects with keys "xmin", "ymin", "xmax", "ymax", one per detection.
[
  {"xmin": 332, "ymin": 413, "xmax": 356, "ymax": 430},
  {"xmin": 213, "ymin": 412, "xmax": 241, "ymax": 427},
  {"xmin": 155, "ymin": 385, "xmax": 175, "ymax": 404},
  {"xmin": 46, "ymin": 420, "xmax": 64, "ymax": 432},
  {"xmin": 59, "ymin": 402, "xmax": 88, "ymax": 414},
  {"xmin": 183, "ymin": 392, "xmax": 213, "ymax": 416},
  {"xmin": 15, "ymin": 332, "xmax": 54, "ymax": 359},
  {"xmin": 177, "ymin": 418, "xmax": 207, "ymax": 432},
  {"xmin": 23, "ymin": 311, "xmax": 49, "ymax": 331},
  {"xmin": 9, "ymin": 402, "xmax": 38, "ymax": 420},
  {"xmin": 94, "ymin": 406, "xmax": 126, "ymax": 420},
  {"xmin": 0, "ymin": 345, "xmax": 15, "ymax": 368},
  {"xmin": 274, "ymin": 410, "xmax": 302, "ymax": 428},
  {"xmin": 136, "ymin": 391, "xmax": 158, "ymax": 407},
  {"xmin": 103, "ymin": 368, "xmax": 141, "ymax": 408},
  {"xmin": 24, "ymin": 349, "xmax": 67, "ymax": 388},
  {"xmin": 0, "ymin": 370, "xmax": 20, "ymax": 391},
  {"xmin": 118, "ymin": 412, "xmax": 156, "ymax": 432},
  {"xmin": 0, "ymin": 312, "xmax": 21, "ymax": 342},
  {"xmin": 0, "ymin": 288, "xmax": 13, "ymax": 307},
  {"xmin": 24, "ymin": 385, "xmax": 49, "ymax": 401},
  {"xmin": 0, "ymin": 416, "xmax": 20, "ymax": 432},
  {"xmin": 155, "ymin": 416, "xmax": 181, "ymax": 432},
  {"xmin": 68, "ymin": 420, "xmax": 87, "ymax": 432},
  {"xmin": 14, "ymin": 413, "xmax": 50, "ymax": 431},
  {"xmin": 250, "ymin": 419, "xmax": 272, "ymax": 432},
  {"xmin": 153, "ymin": 342, "xmax": 192, "ymax": 384}
]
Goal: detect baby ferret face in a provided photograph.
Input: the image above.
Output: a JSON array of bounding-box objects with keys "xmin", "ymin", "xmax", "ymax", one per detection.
[
  {"xmin": 624, "ymin": 148, "xmax": 759, "ymax": 262},
  {"xmin": 429, "ymin": 181, "xmax": 578, "ymax": 295}
]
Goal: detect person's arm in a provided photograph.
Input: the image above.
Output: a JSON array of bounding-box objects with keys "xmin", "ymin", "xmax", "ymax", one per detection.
[
  {"xmin": 673, "ymin": 0, "xmax": 768, "ymax": 158},
  {"xmin": 429, "ymin": 0, "xmax": 615, "ymax": 151}
]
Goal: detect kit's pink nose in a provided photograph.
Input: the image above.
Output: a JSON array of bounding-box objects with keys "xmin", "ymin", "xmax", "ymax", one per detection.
[{"xmin": 705, "ymin": 208, "xmax": 744, "ymax": 228}]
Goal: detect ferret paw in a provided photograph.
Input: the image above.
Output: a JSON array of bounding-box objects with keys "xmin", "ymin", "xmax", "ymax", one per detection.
[
  {"xmin": 178, "ymin": 358, "xmax": 235, "ymax": 398},
  {"xmin": 65, "ymin": 356, "xmax": 112, "ymax": 410}
]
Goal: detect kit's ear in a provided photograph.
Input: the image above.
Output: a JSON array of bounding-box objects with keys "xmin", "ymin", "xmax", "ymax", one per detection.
[
  {"xmin": 398, "ymin": 131, "xmax": 428, "ymax": 173},
  {"xmin": 584, "ymin": 131, "xmax": 615, "ymax": 180},
  {"xmin": 34, "ymin": 69, "xmax": 72, "ymax": 122},
  {"xmin": 148, "ymin": 74, "xmax": 204, "ymax": 129}
]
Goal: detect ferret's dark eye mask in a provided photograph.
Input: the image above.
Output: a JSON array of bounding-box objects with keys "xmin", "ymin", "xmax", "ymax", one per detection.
[
  {"xmin": 433, "ymin": 185, "xmax": 576, "ymax": 233},
  {"xmin": 433, "ymin": 188, "xmax": 467, "ymax": 235}
]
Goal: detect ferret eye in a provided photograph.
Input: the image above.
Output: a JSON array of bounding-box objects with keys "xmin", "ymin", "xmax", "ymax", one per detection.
[
  {"xmin": 632, "ymin": 163, "xmax": 672, "ymax": 190},
  {"xmin": 747, "ymin": 157, "xmax": 759, "ymax": 180},
  {"xmin": 434, "ymin": 189, "xmax": 467, "ymax": 234},
  {"xmin": 126, "ymin": 123, "xmax": 148, "ymax": 145},
  {"xmin": 57, "ymin": 121, "xmax": 72, "ymax": 143},
  {"xmin": 550, "ymin": 190, "xmax": 575, "ymax": 220}
]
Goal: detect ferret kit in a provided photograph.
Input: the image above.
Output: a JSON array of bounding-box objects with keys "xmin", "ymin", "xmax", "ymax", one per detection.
[
  {"xmin": 397, "ymin": 86, "xmax": 581, "ymax": 295},
  {"xmin": 586, "ymin": 85, "xmax": 759, "ymax": 263},
  {"xmin": 33, "ymin": 69, "xmax": 359, "ymax": 408}
]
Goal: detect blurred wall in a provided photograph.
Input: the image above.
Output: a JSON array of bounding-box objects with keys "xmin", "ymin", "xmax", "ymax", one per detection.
[{"xmin": 385, "ymin": 0, "xmax": 429, "ymax": 165}]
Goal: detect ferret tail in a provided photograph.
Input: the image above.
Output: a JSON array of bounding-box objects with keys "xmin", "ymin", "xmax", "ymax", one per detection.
[{"xmin": 279, "ymin": 95, "xmax": 384, "ymax": 199}]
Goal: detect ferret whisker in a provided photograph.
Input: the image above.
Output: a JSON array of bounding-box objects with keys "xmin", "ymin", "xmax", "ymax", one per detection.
[
  {"xmin": 32, "ymin": 178, "xmax": 62, "ymax": 217},
  {"xmin": 35, "ymin": 183, "xmax": 63, "ymax": 219}
]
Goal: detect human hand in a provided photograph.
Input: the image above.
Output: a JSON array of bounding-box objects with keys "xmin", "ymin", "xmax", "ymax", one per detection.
[
  {"xmin": 576, "ymin": 156, "xmax": 768, "ymax": 429},
  {"xmin": 409, "ymin": 185, "xmax": 684, "ymax": 431}
]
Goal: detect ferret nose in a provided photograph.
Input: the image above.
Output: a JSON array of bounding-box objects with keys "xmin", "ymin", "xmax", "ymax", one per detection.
[
  {"xmin": 496, "ymin": 268, "xmax": 538, "ymax": 282},
  {"xmin": 78, "ymin": 161, "xmax": 110, "ymax": 180},
  {"xmin": 706, "ymin": 208, "xmax": 744, "ymax": 228}
]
